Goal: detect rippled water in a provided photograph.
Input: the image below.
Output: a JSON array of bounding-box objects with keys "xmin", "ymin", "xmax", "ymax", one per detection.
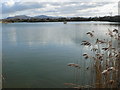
[{"xmin": 2, "ymin": 22, "xmax": 119, "ymax": 88}]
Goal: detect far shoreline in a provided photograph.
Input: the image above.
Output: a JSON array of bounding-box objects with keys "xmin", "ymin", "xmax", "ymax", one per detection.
[
  {"xmin": 1, "ymin": 15, "xmax": 120, "ymax": 24},
  {"xmin": 1, "ymin": 21, "xmax": 120, "ymax": 25}
]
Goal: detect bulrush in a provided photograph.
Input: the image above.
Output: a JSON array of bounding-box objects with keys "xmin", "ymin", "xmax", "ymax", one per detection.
[
  {"xmin": 67, "ymin": 63, "xmax": 80, "ymax": 68},
  {"xmin": 108, "ymin": 29, "xmax": 113, "ymax": 37},
  {"xmin": 83, "ymin": 53, "xmax": 89, "ymax": 59},
  {"xmin": 96, "ymin": 53, "xmax": 104, "ymax": 60},
  {"xmin": 96, "ymin": 53, "xmax": 104, "ymax": 56},
  {"xmin": 102, "ymin": 48, "xmax": 108, "ymax": 51},
  {"xmin": 96, "ymin": 39, "xmax": 106, "ymax": 44},
  {"xmin": 81, "ymin": 41, "xmax": 91, "ymax": 46},
  {"xmin": 107, "ymin": 67, "xmax": 115, "ymax": 71},
  {"xmin": 86, "ymin": 32, "xmax": 94, "ymax": 37},
  {"xmin": 102, "ymin": 67, "xmax": 116, "ymax": 74},
  {"xmin": 113, "ymin": 29, "xmax": 118, "ymax": 33},
  {"xmin": 102, "ymin": 70, "xmax": 108, "ymax": 74},
  {"xmin": 108, "ymin": 53, "xmax": 113, "ymax": 58},
  {"xmin": 91, "ymin": 48, "xmax": 98, "ymax": 52}
]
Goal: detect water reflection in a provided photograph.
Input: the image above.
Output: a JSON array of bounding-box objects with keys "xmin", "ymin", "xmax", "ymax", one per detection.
[
  {"xmin": 3, "ymin": 22, "xmax": 119, "ymax": 47},
  {"xmin": 2, "ymin": 22, "xmax": 119, "ymax": 88},
  {"xmin": 8, "ymin": 27, "xmax": 17, "ymax": 45}
]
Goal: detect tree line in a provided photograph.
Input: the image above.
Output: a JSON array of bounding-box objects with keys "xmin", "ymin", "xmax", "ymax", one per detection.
[{"xmin": 2, "ymin": 15, "xmax": 120, "ymax": 23}]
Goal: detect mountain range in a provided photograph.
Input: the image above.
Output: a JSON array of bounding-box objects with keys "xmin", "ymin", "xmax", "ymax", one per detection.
[
  {"xmin": 6, "ymin": 15, "xmax": 63, "ymax": 19},
  {"xmin": 2, "ymin": 15, "xmax": 120, "ymax": 23}
]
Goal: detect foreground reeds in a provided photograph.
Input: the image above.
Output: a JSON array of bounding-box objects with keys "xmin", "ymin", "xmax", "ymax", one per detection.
[{"xmin": 65, "ymin": 29, "xmax": 120, "ymax": 88}]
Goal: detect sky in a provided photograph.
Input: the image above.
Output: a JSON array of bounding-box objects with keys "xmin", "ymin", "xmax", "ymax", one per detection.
[{"xmin": 1, "ymin": 0, "xmax": 120, "ymax": 18}]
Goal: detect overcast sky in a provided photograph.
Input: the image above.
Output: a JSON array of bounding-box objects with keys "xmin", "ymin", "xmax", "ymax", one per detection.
[{"xmin": 1, "ymin": 0, "xmax": 120, "ymax": 18}]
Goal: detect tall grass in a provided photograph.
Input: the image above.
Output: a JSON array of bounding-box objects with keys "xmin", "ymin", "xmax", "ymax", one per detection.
[{"xmin": 65, "ymin": 29, "xmax": 120, "ymax": 88}]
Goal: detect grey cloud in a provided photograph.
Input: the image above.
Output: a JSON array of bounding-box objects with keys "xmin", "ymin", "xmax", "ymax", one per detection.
[
  {"xmin": 48, "ymin": 2, "xmax": 111, "ymax": 15},
  {"xmin": 2, "ymin": 1, "xmax": 113, "ymax": 17},
  {"xmin": 2, "ymin": 2, "xmax": 45, "ymax": 14}
]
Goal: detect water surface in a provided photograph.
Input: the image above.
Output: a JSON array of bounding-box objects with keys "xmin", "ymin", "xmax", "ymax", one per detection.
[{"xmin": 2, "ymin": 22, "xmax": 119, "ymax": 88}]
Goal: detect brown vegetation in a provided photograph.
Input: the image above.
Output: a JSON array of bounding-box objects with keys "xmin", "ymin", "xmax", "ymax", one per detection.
[{"xmin": 65, "ymin": 29, "xmax": 120, "ymax": 88}]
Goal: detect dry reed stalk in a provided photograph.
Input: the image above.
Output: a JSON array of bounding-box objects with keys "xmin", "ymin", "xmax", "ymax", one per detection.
[{"xmin": 66, "ymin": 29, "xmax": 119, "ymax": 88}]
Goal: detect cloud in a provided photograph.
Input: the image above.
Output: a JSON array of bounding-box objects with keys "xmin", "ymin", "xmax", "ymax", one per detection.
[
  {"xmin": 2, "ymin": 2, "xmax": 45, "ymax": 14},
  {"xmin": 118, "ymin": 1, "xmax": 120, "ymax": 15},
  {"xmin": 2, "ymin": 0, "xmax": 119, "ymax": 3},
  {"xmin": 1, "ymin": 0, "xmax": 118, "ymax": 18}
]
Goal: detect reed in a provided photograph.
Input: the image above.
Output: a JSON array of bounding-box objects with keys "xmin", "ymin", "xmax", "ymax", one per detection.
[{"xmin": 65, "ymin": 29, "xmax": 120, "ymax": 88}]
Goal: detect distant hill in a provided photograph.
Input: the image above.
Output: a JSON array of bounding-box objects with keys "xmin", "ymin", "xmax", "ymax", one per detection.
[
  {"xmin": 6, "ymin": 15, "xmax": 60, "ymax": 20},
  {"xmin": 6, "ymin": 15, "xmax": 31, "ymax": 19},
  {"xmin": 34, "ymin": 15, "xmax": 54, "ymax": 19},
  {"xmin": 2, "ymin": 15, "xmax": 120, "ymax": 23}
]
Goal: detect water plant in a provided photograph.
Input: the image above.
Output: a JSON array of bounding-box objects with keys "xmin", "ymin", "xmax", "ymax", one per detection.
[{"xmin": 65, "ymin": 29, "xmax": 120, "ymax": 88}]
